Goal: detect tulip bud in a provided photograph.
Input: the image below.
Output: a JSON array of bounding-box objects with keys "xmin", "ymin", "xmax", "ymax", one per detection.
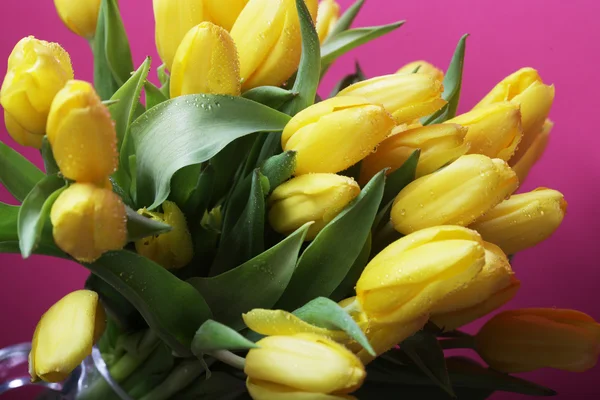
[
  {"xmin": 205, "ymin": 0, "xmax": 248, "ymax": 31},
  {"xmin": 1, "ymin": 37, "xmax": 73, "ymax": 143},
  {"xmin": 231, "ymin": 0, "xmax": 318, "ymax": 90},
  {"xmin": 245, "ymin": 333, "xmax": 365, "ymax": 398},
  {"xmin": 430, "ymin": 242, "xmax": 520, "ymax": 331},
  {"xmin": 512, "ymin": 119, "xmax": 552, "ymax": 183},
  {"xmin": 337, "ymin": 73, "xmax": 447, "ymax": 124},
  {"xmin": 475, "ymin": 308, "xmax": 600, "ymax": 373},
  {"xmin": 396, "ymin": 60, "xmax": 445, "ymax": 83},
  {"xmin": 359, "ymin": 123, "xmax": 469, "ymax": 185},
  {"xmin": 473, "ymin": 68, "xmax": 555, "ymax": 164},
  {"xmin": 282, "ymin": 96, "xmax": 395, "ymax": 175},
  {"xmin": 46, "ymin": 80, "xmax": 118, "ymax": 183},
  {"xmin": 268, "ymin": 174, "xmax": 360, "ymax": 240},
  {"xmin": 54, "ymin": 0, "xmax": 101, "ymax": 39},
  {"xmin": 446, "ymin": 102, "xmax": 523, "ymax": 161},
  {"xmin": 391, "ymin": 154, "xmax": 518, "ymax": 235},
  {"xmin": 316, "ymin": 0, "xmax": 340, "ymax": 43},
  {"xmin": 29, "ymin": 290, "xmax": 106, "ymax": 382},
  {"xmin": 170, "ymin": 22, "xmax": 241, "ymax": 97},
  {"xmin": 51, "ymin": 183, "xmax": 127, "ymax": 262},
  {"xmin": 470, "ymin": 188, "xmax": 567, "ymax": 255},
  {"xmin": 3, "ymin": 111, "xmax": 43, "ymax": 148},
  {"xmin": 153, "ymin": 0, "xmax": 211, "ymax": 70},
  {"xmin": 135, "ymin": 201, "xmax": 194, "ymax": 270},
  {"xmin": 356, "ymin": 226, "xmax": 486, "ymax": 325}
]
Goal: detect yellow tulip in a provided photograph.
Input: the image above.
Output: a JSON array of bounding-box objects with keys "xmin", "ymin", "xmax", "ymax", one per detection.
[
  {"xmin": 473, "ymin": 68, "xmax": 554, "ymax": 164},
  {"xmin": 205, "ymin": 0, "xmax": 248, "ymax": 31},
  {"xmin": 46, "ymin": 80, "xmax": 118, "ymax": 183},
  {"xmin": 316, "ymin": 0, "xmax": 340, "ymax": 43},
  {"xmin": 54, "ymin": 0, "xmax": 101, "ymax": 39},
  {"xmin": 396, "ymin": 60, "xmax": 445, "ymax": 83},
  {"xmin": 1, "ymin": 36, "xmax": 73, "ymax": 142},
  {"xmin": 356, "ymin": 226, "xmax": 486, "ymax": 325},
  {"xmin": 282, "ymin": 96, "xmax": 395, "ymax": 175},
  {"xmin": 430, "ymin": 242, "xmax": 520, "ymax": 331},
  {"xmin": 135, "ymin": 201, "xmax": 194, "ymax": 270},
  {"xmin": 153, "ymin": 0, "xmax": 211, "ymax": 70},
  {"xmin": 29, "ymin": 290, "xmax": 106, "ymax": 382},
  {"xmin": 446, "ymin": 102, "xmax": 522, "ymax": 161},
  {"xmin": 170, "ymin": 22, "xmax": 241, "ymax": 97},
  {"xmin": 245, "ymin": 333, "xmax": 365, "ymax": 398},
  {"xmin": 470, "ymin": 188, "xmax": 567, "ymax": 255},
  {"xmin": 268, "ymin": 174, "xmax": 360, "ymax": 240},
  {"xmin": 3, "ymin": 110, "xmax": 43, "ymax": 148},
  {"xmin": 391, "ymin": 154, "xmax": 518, "ymax": 235},
  {"xmin": 475, "ymin": 308, "xmax": 600, "ymax": 373},
  {"xmin": 51, "ymin": 183, "xmax": 127, "ymax": 262},
  {"xmin": 337, "ymin": 73, "xmax": 446, "ymax": 124},
  {"xmin": 231, "ymin": 0, "xmax": 318, "ymax": 90},
  {"xmin": 512, "ymin": 119, "xmax": 552, "ymax": 183},
  {"xmin": 359, "ymin": 123, "xmax": 469, "ymax": 185}
]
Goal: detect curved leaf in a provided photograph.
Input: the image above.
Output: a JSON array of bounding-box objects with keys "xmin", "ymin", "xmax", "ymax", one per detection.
[
  {"xmin": 325, "ymin": 0, "xmax": 365, "ymax": 39},
  {"xmin": 144, "ymin": 81, "xmax": 169, "ymax": 111},
  {"xmin": 41, "ymin": 137, "xmax": 59, "ymax": 176},
  {"xmin": 190, "ymin": 223, "xmax": 310, "ymax": 330},
  {"xmin": 125, "ymin": 205, "xmax": 172, "ymax": 242},
  {"xmin": 192, "ymin": 320, "xmax": 258, "ymax": 356},
  {"xmin": 242, "ymin": 86, "xmax": 297, "ymax": 109},
  {"xmin": 0, "ymin": 141, "xmax": 44, "ymax": 202},
  {"xmin": 276, "ymin": 171, "xmax": 386, "ymax": 310},
  {"xmin": 0, "ymin": 203, "xmax": 20, "ymax": 242},
  {"xmin": 133, "ymin": 94, "xmax": 291, "ymax": 209},
  {"xmin": 330, "ymin": 233, "xmax": 371, "ymax": 301}
]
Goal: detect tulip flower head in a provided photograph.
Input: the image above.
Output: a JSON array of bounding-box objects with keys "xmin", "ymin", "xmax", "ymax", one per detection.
[
  {"xmin": 396, "ymin": 60, "xmax": 445, "ymax": 83},
  {"xmin": 512, "ymin": 119, "xmax": 552, "ymax": 183},
  {"xmin": 54, "ymin": 0, "xmax": 102, "ymax": 39},
  {"xmin": 205, "ymin": 0, "xmax": 249, "ymax": 31},
  {"xmin": 316, "ymin": 0, "xmax": 340, "ymax": 43}
]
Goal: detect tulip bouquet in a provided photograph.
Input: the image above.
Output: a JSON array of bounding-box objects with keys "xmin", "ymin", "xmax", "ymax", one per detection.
[{"xmin": 1, "ymin": 0, "xmax": 598, "ymax": 399}]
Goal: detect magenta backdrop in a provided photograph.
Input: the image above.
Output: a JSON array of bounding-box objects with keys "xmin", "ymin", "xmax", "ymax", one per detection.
[{"xmin": 1, "ymin": 0, "xmax": 599, "ymax": 399}]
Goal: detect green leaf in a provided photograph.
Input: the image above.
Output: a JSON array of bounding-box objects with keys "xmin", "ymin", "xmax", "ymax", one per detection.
[
  {"xmin": 183, "ymin": 166, "xmax": 215, "ymax": 218},
  {"xmin": 321, "ymin": 21, "xmax": 405, "ymax": 71},
  {"xmin": 175, "ymin": 372, "xmax": 246, "ymax": 400},
  {"xmin": 424, "ymin": 34, "xmax": 469, "ymax": 124},
  {"xmin": 145, "ymin": 81, "xmax": 169, "ymax": 111},
  {"xmin": 125, "ymin": 206, "xmax": 172, "ymax": 242},
  {"xmin": 294, "ymin": 297, "xmax": 375, "ymax": 355},
  {"xmin": 242, "ymin": 86, "xmax": 297, "ymax": 109},
  {"xmin": 189, "ymin": 223, "xmax": 310, "ymax": 330},
  {"xmin": 210, "ymin": 135, "xmax": 256, "ymax": 207},
  {"xmin": 0, "ymin": 140, "xmax": 44, "ymax": 202},
  {"xmin": 325, "ymin": 0, "xmax": 365, "ymax": 39},
  {"xmin": 169, "ymin": 164, "xmax": 203, "ymax": 209},
  {"xmin": 0, "ymin": 203, "xmax": 19, "ymax": 242},
  {"xmin": 17, "ymin": 175, "xmax": 65, "ymax": 258},
  {"xmin": 330, "ymin": 233, "xmax": 371, "ymax": 301},
  {"xmin": 192, "ymin": 320, "xmax": 259, "ymax": 356},
  {"xmin": 275, "ymin": 171, "xmax": 386, "ymax": 310},
  {"xmin": 133, "ymin": 94, "xmax": 291, "ymax": 209},
  {"xmin": 41, "ymin": 137, "xmax": 59, "ymax": 176},
  {"xmin": 401, "ymin": 331, "xmax": 455, "ymax": 397},
  {"xmin": 329, "ymin": 61, "xmax": 367, "ymax": 97}
]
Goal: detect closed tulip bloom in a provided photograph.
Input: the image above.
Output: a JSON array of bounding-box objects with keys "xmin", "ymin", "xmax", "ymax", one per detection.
[
  {"xmin": 30, "ymin": 290, "xmax": 106, "ymax": 382},
  {"xmin": 431, "ymin": 242, "xmax": 520, "ymax": 331},
  {"xmin": 54, "ymin": 0, "xmax": 101, "ymax": 39},
  {"xmin": 153, "ymin": 0, "xmax": 211, "ymax": 70},
  {"xmin": 473, "ymin": 68, "xmax": 555, "ymax": 164},
  {"xmin": 46, "ymin": 80, "xmax": 118, "ymax": 183},
  {"xmin": 3, "ymin": 111, "xmax": 43, "ymax": 148},
  {"xmin": 356, "ymin": 226, "xmax": 486, "ymax": 325},
  {"xmin": 135, "ymin": 201, "xmax": 194, "ymax": 270},
  {"xmin": 446, "ymin": 102, "xmax": 522, "ymax": 161},
  {"xmin": 245, "ymin": 333, "xmax": 365, "ymax": 398},
  {"xmin": 512, "ymin": 119, "xmax": 552, "ymax": 183},
  {"xmin": 475, "ymin": 308, "xmax": 600, "ymax": 373},
  {"xmin": 51, "ymin": 183, "xmax": 127, "ymax": 262},
  {"xmin": 1, "ymin": 37, "xmax": 73, "ymax": 141},
  {"xmin": 316, "ymin": 0, "xmax": 340, "ymax": 43},
  {"xmin": 268, "ymin": 174, "xmax": 360, "ymax": 240},
  {"xmin": 396, "ymin": 60, "xmax": 445, "ymax": 83},
  {"xmin": 359, "ymin": 123, "xmax": 469, "ymax": 185},
  {"xmin": 470, "ymin": 188, "xmax": 567, "ymax": 255},
  {"xmin": 231, "ymin": 0, "xmax": 318, "ymax": 90},
  {"xmin": 205, "ymin": 0, "xmax": 248, "ymax": 31},
  {"xmin": 170, "ymin": 22, "xmax": 241, "ymax": 97},
  {"xmin": 337, "ymin": 73, "xmax": 446, "ymax": 124},
  {"xmin": 282, "ymin": 96, "xmax": 395, "ymax": 175},
  {"xmin": 391, "ymin": 154, "xmax": 518, "ymax": 235}
]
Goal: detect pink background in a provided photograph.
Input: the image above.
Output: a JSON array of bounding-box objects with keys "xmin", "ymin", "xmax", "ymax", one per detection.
[{"xmin": 1, "ymin": 0, "xmax": 599, "ymax": 398}]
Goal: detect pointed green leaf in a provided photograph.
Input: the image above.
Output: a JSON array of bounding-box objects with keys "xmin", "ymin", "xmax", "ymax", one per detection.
[
  {"xmin": 145, "ymin": 81, "xmax": 169, "ymax": 111},
  {"xmin": 330, "ymin": 233, "xmax": 371, "ymax": 301},
  {"xmin": 0, "ymin": 141, "xmax": 44, "ymax": 202},
  {"xmin": 0, "ymin": 202, "xmax": 19, "ymax": 243},
  {"xmin": 169, "ymin": 164, "xmax": 203, "ymax": 209},
  {"xmin": 189, "ymin": 223, "xmax": 310, "ymax": 330},
  {"xmin": 210, "ymin": 135, "xmax": 256, "ymax": 207},
  {"xmin": 17, "ymin": 175, "xmax": 65, "ymax": 258},
  {"xmin": 125, "ymin": 206, "xmax": 172, "ymax": 242},
  {"xmin": 276, "ymin": 171, "xmax": 385, "ymax": 310},
  {"xmin": 243, "ymin": 86, "xmax": 297, "ymax": 109},
  {"xmin": 325, "ymin": 0, "xmax": 365, "ymax": 39},
  {"xmin": 41, "ymin": 137, "xmax": 59, "ymax": 176},
  {"xmin": 192, "ymin": 320, "xmax": 258, "ymax": 356},
  {"xmin": 133, "ymin": 94, "xmax": 290, "ymax": 209}
]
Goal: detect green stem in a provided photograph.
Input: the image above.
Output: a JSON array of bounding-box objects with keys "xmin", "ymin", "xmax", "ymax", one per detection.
[
  {"xmin": 439, "ymin": 336, "xmax": 476, "ymax": 350},
  {"xmin": 109, "ymin": 330, "xmax": 159, "ymax": 382},
  {"xmin": 210, "ymin": 350, "xmax": 246, "ymax": 370},
  {"xmin": 140, "ymin": 360, "xmax": 207, "ymax": 400}
]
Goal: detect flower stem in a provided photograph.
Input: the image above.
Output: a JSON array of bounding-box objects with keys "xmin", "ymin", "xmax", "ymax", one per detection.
[
  {"xmin": 439, "ymin": 335, "xmax": 476, "ymax": 350},
  {"xmin": 140, "ymin": 360, "xmax": 208, "ymax": 400},
  {"xmin": 210, "ymin": 350, "xmax": 246, "ymax": 370}
]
